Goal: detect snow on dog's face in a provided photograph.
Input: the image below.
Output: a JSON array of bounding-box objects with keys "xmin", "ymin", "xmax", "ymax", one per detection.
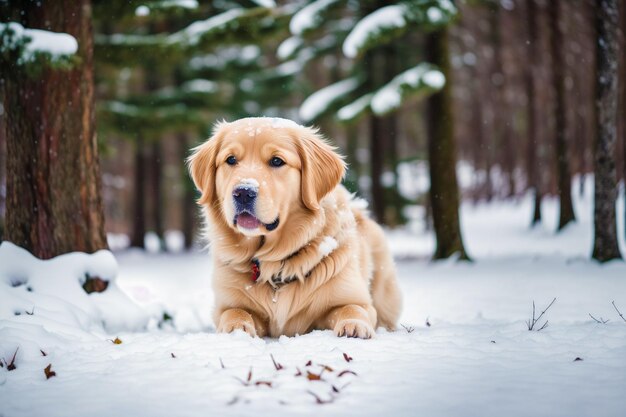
[{"xmin": 188, "ymin": 117, "xmax": 345, "ymax": 237}]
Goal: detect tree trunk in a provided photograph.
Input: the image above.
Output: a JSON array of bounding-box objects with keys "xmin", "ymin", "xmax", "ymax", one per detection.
[
  {"xmin": 130, "ymin": 134, "xmax": 147, "ymax": 248},
  {"xmin": 3, "ymin": 0, "xmax": 107, "ymax": 259},
  {"xmin": 369, "ymin": 113, "xmax": 385, "ymax": 224},
  {"xmin": 425, "ymin": 29, "xmax": 469, "ymax": 261},
  {"xmin": 178, "ymin": 134, "xmax": 196, "ymax": 250},
  {"xmin": 150, "ymin": 140, "xmax": 166, "ymax": 251},
  {"xmin": 527, "ymin": 0, "xmax": 542, "ymax": 226},
  {"xmin": 618, "ymin": 1, "xmax": 626, "ymax": 237},
  {"xmin": 592, "ymin": 0, "xmax": 622, "ymax": 262},
  {"xmin": 549, "ymin": 0, "xmax": 576, "ymax": 230}
]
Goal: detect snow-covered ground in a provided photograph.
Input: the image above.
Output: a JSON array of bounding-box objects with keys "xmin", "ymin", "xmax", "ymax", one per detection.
[{"xmin": 1, "ymin": 181, "xmax": 626, "ymax": 417}]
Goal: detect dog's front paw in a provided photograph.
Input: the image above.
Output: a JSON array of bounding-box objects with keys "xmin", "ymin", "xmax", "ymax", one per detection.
[
  {"xmin": 334, "ymin": 319, "xmax": 375, "ymax": 339},
  {"xmin": 217, "ymin": 309, "xmax": 257, "ymax": 337}
]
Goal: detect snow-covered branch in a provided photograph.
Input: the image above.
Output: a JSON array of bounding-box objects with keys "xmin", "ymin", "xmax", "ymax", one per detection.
[{"xmin": 0, "ymin": 22, "xmax": 78, "ymax": 66}]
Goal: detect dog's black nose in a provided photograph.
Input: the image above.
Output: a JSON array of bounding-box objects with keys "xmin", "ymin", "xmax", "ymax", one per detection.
[{"xmin": 233, "ymin": 186, "xmax": 257, "ymax": 206}]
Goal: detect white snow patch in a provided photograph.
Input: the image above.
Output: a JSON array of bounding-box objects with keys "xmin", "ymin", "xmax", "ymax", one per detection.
[
  {"xmin": 135, "ymin": 5, "xmax": 150, "ymax": 16},
  {"xmin": 168, "ymin": 9, "xmax": 245, "ymax": 45},
  {"xmin": 250, "ymin": 0, "xmax": 276, "ymax": 8},
  {"xmin": 277, "ymin": 36, "xmax": 303, "ymax": 60},
  {"xmin": 318, "ymin": 236, "xmax": 338, "ymax": 257},
  {"xmin": 239, "ymin": 178, "xmax": 260, "ymax": 188},
  {"xmin": 337, "ymin": 93, "xmax": 373, "ymax": 121},
  {"xmin": 290, "ymin": 0, "xmax": 339, "ymax": 36},
  {"xmin": 423, "ymin": 70, "xmax": 445, "ymax": 88},
  {"xmin": 342, "ymin": 5, "xmax": 406, "ymax": 58},
  {"xmin": 0, "ymin": 242, "xmax": 148, "ymax": 340},
  {"xmin": 299, "ymin": 77, "xmax": 360, "ymax": 122},
  {"xmin": 0, "ymin": 22, "xmax": 78, "ymax": 63},
  {"xmin": 427, "ymin": 7, "xmax": 443, "ymax": 23},
  {"xmin": 371, "ymin": 64, "xmax": 444, "ymax": 115},
  {"xmin": 181, "ymin": 79, "xmax": 218, "ymax": 93}
]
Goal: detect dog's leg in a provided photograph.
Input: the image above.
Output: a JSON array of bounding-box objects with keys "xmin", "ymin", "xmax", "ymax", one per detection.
[
  {"xmin": 323, "ymin": 304, "xmax": 376, "ymax": 339},
  {"xmin": 217, "ymin": 308, "xmax": 267, "ymax": 337}
]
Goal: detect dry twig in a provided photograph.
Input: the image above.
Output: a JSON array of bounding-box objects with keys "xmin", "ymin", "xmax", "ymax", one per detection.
[{"xmin": 526, "ymin": 298, "xmax": 556, "ymax": 331}]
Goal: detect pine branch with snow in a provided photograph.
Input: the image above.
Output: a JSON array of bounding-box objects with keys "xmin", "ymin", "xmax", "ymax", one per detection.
[
  {"xmin": 0, "ymin": 22, "xmax": 78, "ymax": 71},
  {"xmin": 343, "ymin": 0, "xmax": 457, "ymax": 59}
]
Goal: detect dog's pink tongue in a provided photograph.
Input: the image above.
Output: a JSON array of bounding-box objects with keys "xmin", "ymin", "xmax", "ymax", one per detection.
[{"xmin": 237, "ymin": 213, "xmax": 260, "ymax": 229}]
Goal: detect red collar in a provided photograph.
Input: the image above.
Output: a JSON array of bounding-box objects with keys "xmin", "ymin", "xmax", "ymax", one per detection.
[{"xmin": 251, "ymin": 259, "xmax": 260, "ymax": 282}]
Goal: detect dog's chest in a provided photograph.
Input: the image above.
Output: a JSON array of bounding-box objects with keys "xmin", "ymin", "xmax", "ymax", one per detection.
[{"xmin": 244, "ymin": 282, "xmax": 311, "ymax": 336}]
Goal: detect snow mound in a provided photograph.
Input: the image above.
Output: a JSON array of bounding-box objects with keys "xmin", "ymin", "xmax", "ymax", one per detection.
[{"xmin": 0, "ymin": 242, "xmax": 148, "ymax": 363}]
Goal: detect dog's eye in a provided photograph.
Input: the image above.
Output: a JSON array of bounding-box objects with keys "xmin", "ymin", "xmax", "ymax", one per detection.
[
  {"xmin": 226, "ymin": 156, "xmax": 237, "ymax": 166},
  {"xmin": 269, "ymin": 157, "xmax": 285, "ymax": 167}
]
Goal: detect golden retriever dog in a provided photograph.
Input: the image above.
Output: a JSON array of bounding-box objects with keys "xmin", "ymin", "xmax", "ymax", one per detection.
[{"xmin": 188, "ymin": 117, "xmax": 402, "ymax": 339}]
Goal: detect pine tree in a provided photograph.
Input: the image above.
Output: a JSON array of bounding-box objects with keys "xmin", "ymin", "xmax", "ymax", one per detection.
[
  {"xmin": 1, "ymin": 0, "xmax": 108, "ymax": 259},
  {"xmin": 282, "ymin": 1, "xmax": 466, "ymax": 252},
  {"xmin": 93, "ymin": 2, "xmax": 292, "ymax": 248},
  {"xmin": 549, "ymin": 0, "xmax": 576, "ymax": 231},
  {"xmin": 592, "ymin": 0, "xmax": 622, "ymax": 262}
]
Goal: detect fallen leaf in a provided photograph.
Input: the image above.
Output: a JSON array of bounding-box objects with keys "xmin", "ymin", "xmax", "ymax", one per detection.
[
  {"xmin": 319, "ymin": 364, "xmax": 334, "ymax": 372},
  {"xmin": 255, "ymin": 381, "xmax": 273, "ymax": 387},
  {"xmin": 219, "ymin": 358, "xmax": 225, "ymax": 369},
  {"xmin": 171, "ymin": 353, "xmax": 176, "ymax": 358},
  {"xmin": 425, "ymin": 317, "xmax": 431, "ymax": 327},
  {"xmin": 342, "ymin": 352, "xmax": 353, "ymax": 363},
  {"xmin": 306, "ymin": 371, "xmax": 322, "ymax": 381},
  {"xmin": 40, "ymin": 349, "xmax": 47, "ymax": 356},
  {"xmin": 338, "ymin": 370, "xmax": 357, "ymax": 377},
  {"xmin": 574, "ymin": 357, "xmax": 583, "ymax": 362},
  {"xmin": 44, "ymin": 364, "xmax": 56, "ymax": 379},
  {"xmin": 305, "ymin": 360, "xmax": 312, "ymax": 366},
  {"xmin": 112, "ymin": 337, "xmax": 122, "ymax": 345},
  {"xmin": 294, "ymin": 367, "xmax": 302, "ymax": 377}
]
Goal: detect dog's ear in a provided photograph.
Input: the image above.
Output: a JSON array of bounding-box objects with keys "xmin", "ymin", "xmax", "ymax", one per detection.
[
  {"xmin": 295, "ymin": 127, "xmax": 346, "ymax": 210},
  {"xmin": 187, "ymin": 123, "xmax": 226, "ymax": 205}
]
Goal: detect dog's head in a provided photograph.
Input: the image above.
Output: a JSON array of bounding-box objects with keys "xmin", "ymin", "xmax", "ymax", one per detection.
[{"xmin": 187, "ymin": 118, "xmax": 345, "ymax": 237}]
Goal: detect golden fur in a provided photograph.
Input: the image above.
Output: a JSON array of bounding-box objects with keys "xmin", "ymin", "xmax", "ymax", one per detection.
[{"xmin": 187, "ymin": 117, "xmax": 402, "ymax": 338}]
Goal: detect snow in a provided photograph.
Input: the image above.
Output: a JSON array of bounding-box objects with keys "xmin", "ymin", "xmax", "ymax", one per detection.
[
  {"xmin": 290, "ymin": 0, "xmax": 339, "ymax": 36},
  {"xmin": 371, "ymin": 64, "xmax": 445, "ymax": 115},
  {"xmin": 181, "ymin": 79, "xmax": 218, "ymax": 93},
  {"xmin": 135, "ymin": 5, "xmax": 150, "ymax": 16},
  {"xmin": 168, "ymin": 9, "xmax": 246, "ymax": 45},
  {"xmin": 337, "ymin": 93, "xmax": 373, "ymax": 122},
  {"xmin": 239, "ymin": 178, "xmax": 260, "ymax": 188},
  {"xmin": 342, "ymin": 5, "xmax": 407, "ymax": 59},
  {"xmin": 1, "ymin": 177, "xmax": 626, "ymax": 416},
  {"xmin": 277, "ymin": 36, "xmax": 303, "ymax": 60},
  {"xmin": 299, "ymin": 77, "xmax": 360, "ymax": 123},
  {"xmin": 318, "ymin": 236, "xmax": 338, "ymax": 257},
  {"xmin": 189, "ymin": 45, "xmax": 260, "ymax": 70},
  {"xmin": 250, "ymin": 0, "xmax": 276, "ymax": 8},
  {"xmin": 0, "ymin": 22, "xmax": 78, "ymax": 63},
  {"xmin": 427, "ymin": 7, "xmax": 443, "ymax": 23}
]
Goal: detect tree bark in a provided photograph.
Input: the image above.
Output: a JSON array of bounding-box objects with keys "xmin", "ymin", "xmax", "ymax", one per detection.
[
  {"xmin": 3, "ymin": 0, "xmax": 107, "ymax": 259},
  {"xmin": 425, "ymin": 29, "xmax": 469, "ymax": 261},
  {"xmin": 549, "ymin": 0, "xmax": 576, "ymax": 230},
  {"xmin": 130, "ymin": 134, "xmax": 147, "ymax": 248},
  {"xmin": 592, "ymin": 0, "xmax": 622, "ymax": 262},
  {"xmin": 618, "ymin": 1, "xmax": 626, "ymax": 236},
  {"xmin": 178, "ymin": 134, "xmax": 196, "ymax": 250},
  {"xmin": 150, "ymin": 140, "xmax": 165, "ymax": 251},
  {"xmin": 526, "ymin": 0, "xmax": 542, "ymax": 226}
]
